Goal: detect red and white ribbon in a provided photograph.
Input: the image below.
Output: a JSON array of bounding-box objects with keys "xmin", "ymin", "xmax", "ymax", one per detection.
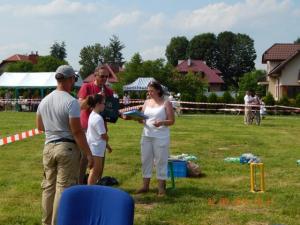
[{"xmin": 0, "ymin": 128, "xmax": 43, "ymax": 146}]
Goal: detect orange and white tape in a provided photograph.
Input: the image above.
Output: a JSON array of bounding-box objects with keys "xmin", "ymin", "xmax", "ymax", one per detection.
[
  {"xmin": 0, "ymin": 128, "xmax": 43, "ymax": 146},
  {"xmin": 119, "ymin": 105, "xmax": 144, "ymax": 113}
]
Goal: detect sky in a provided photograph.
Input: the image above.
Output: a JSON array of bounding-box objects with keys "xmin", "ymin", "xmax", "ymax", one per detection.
[{"xmin": 0, "ymin": 0, "xmax": 299, "ymax": 71}]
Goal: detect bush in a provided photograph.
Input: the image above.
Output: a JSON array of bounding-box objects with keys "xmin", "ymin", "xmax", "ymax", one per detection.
[
  {"xmin": 278, "ymin": 95, "xmax": 290, "ymax": 106},
  {"xmin": 196, "ymin": 94, "xmax": 207, "ymax": 102},
  {"xmin": 263, "ymin": 92, "xmax": 275, "ymax": 105},
  {"xmin": 295, "ymin": 93, "xmax": 300, "ymax": 107},
  {"xmin": 181, "ymin": 93, "xmax": 194, "ymax": 101},
  {"xmin": 235, "ymin": 94, "xmax": 244, "ymax": 104},
  {"xmin": 289, "ymin": 98, "xmax": 296, "ymax": 107},
  {"xmin": 0, "ymin": 89, "xmax": 5, "ymax": 98},
  {"xmin": 221, "ymin": 91, "xmax": 234, "ymax": 103},
  {"xmin": 208, "ymin": 93, "xmax": 218, "ymax": 103}
]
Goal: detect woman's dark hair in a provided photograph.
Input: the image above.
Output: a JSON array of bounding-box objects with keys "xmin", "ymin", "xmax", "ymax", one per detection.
[
  {"xmin": 147, "ymin": 81, "xmax": 164, "ymax": 97},
  {"xmin": 87, "ymin": 94, "xmax": 105, "ymax": 108}
]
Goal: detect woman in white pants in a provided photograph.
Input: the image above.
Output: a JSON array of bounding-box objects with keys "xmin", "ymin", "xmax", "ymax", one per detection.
[{"xmin": 137, "ymin": 81, "xmax": 175, "ymax": 196}]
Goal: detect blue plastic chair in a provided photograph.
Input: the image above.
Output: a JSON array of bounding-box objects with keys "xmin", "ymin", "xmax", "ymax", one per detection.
[{"xmin": 57, "ymin": 185, "xmax": 134, "ymax": 225}]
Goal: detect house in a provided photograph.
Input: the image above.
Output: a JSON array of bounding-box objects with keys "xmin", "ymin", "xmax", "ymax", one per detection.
[
  {"xmin": 176, "ymin": 59, "xmax": 224, "ymax": 91},
  {"xmin": 83, "ymin": 64, "xmax": 119, "ymax": 83},
  {"xmin": 262, "ymin": 43, "xmax": 300, "ymax": 100},
  {"xmin": 0, "ymin": 52, "xmax": 39, "ymax": 74}
]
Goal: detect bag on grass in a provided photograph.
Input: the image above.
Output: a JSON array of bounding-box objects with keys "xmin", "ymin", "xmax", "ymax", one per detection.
[{"xmin": 96, "ymin": 176, "xmax": 119, "ymax": 186}]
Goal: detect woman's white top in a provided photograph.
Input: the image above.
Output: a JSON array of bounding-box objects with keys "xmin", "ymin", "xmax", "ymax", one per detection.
[
  {"xmin": 86, "ymin": 111, "xmax": 107, "ymax": 156},
  {"xmin": 142, "ymin": 102, "xmax": 169, "ymax": 138}
]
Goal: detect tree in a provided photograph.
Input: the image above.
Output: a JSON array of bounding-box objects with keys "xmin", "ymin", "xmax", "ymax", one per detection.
[
  {"xmin": 33, "ymin": 56, "xmax": 67, "ymax": 72},
  {"xmin": 238, "ymin": 70, "xmax": 266, "ymax": 95},
  {"xmin": 106, "ymin": 35, "xmax": 125, "ymax": 67},
  {"xmin": 169, "ymin": 71, "xmax": 207, "ymax": 101},
  {"xmin": 141, "ymin": 58, "xmax": 168, "ymax": 85},
  {"xmin": 188, "ymin": 33, "xmax": 218, "ymax": 68},
  {"xmin": 234, "ymin": 33, "xmax": 256, "ymax": 80},
  {"xmin": 5, "ymin": 61, "xmax": 34, "ymax": 72},
  {"xmin": 294, "ymin": 37, "xmax": 300, "ymax": 44},
  {"xmin": 216, "ymin": 31, "xmax": 256, "ymax": 89},
  {"xmin": 50, "ymin": 41, "xmax": 67, "ymax": 60},
  {"xmin": 119, "ymin": 53, "xmax": 143, "ymax": 84},
  {"xmin": 165, "ymin": 36, "xmax": 189, "ymax": 66},
  {"xmin": 79, "ymin": 43, "xmax": 104, "ymax": 78}
]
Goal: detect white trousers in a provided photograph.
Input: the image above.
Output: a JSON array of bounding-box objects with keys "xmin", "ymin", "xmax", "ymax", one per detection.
[{"xmin": 140, "ymin": 136, "xmax": 170, "ymax": 180}]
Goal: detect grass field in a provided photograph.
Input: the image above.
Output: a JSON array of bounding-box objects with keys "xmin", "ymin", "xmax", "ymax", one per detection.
[{"xmin": 0, "ymin": 111, "xmax": 299, "ymax": 225}]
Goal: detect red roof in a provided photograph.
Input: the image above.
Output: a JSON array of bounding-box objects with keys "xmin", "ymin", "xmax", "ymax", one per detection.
[
  {"xmin": 83, "ymin": 64, "xmax": 119, "ymax": 83},
  {"xmin": 4, "ymin": 54, "xmax": 31, "ymax": 62},
  {"xmin": 176, "ymin": 59, "xmax": 224, "ymax": 84},
  {"xmin": 262, "ymin": 43, "xmax": 300, "ymax": 63},
  {"xmin": 1, "ymin": 53, "xmax": 39, "ymax": 66}
]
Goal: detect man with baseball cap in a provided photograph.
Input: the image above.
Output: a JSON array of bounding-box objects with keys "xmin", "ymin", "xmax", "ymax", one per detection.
[{"xmin": 36, "ymin": 65, "xmax": 93, "ymax": 225}]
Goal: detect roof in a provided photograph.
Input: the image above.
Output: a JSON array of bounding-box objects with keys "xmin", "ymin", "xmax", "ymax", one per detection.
[
  {"xmin": 0, "ymin": 72, "xmax": 83, "ymax": 88},
  {"xmin": 262, "ymin": 43, "xmax": 300, "ymax": 63},
  {"xmin": 269, "ymin": 50, "xmax": 300, "ymax": 75},
  {"xmin": 176, "ymin": 59, "xmax": 224, "ymax": 84},
  {"xmin": 4, "ymin": 54, "xmax": 30, "ymax": 62},
  {"xmin": 0, "ymin": 53, "xmax": 39, "ymax": 68},
  {"xmin": 83, "ymin": 64, "xmax": 119, "ymax": 83},
  {"xmin": 123, "ymin": 77, "xmax": 167, "ymax": 91}
]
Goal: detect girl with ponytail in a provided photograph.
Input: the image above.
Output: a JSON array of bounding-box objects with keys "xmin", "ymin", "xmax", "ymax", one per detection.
[{"xmin": 86, "ymin": 94, "xmax": 112, "ymax": 184}]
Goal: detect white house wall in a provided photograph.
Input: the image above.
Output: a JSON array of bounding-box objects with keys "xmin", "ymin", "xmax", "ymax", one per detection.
[
  {"xmin": 267, "ymin": 61, "xmax": 280, "ymax": 73},
  {"xmin": 279, "ymin": 54, "xmax": 300, "ymax": 86},
  {"xmin": 267, "ymin": 76, "xmax": 278, "ymax": 100}
]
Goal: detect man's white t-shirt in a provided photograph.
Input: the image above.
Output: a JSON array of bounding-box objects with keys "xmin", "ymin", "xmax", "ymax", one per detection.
[
  {"xmin": 86, "ymin": 111, "xmax": 107, "ymax": 157},
  {"xmin": 244, "ymin": 95, "xmax": 253, "ymax": 105}
]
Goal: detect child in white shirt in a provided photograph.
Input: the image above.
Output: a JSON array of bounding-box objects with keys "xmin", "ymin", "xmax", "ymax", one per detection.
[{"xmin": 86, "ymin": 94, "xmax": 112, "ymax": 184}]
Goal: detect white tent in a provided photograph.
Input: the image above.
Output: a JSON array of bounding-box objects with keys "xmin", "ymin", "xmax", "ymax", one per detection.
[
  {"xmin": 123, "ymin": 77, "xmax": 167, "ymax": 91},
  {"xmin": 0, "ymin": 72, "xmax": 83, "ymax": 88}
]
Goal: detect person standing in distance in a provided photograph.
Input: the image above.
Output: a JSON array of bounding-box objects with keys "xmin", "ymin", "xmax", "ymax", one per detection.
[
  {"xmin": 244, "ymin": 90, "xmax": 254, "ymax": 125},
  {"xmin": 36, "ymin": 65, "xmax": 93, "ymax": 225},
  {"xmin": 77, "ymin": 65, "xmax": 113, "ymax": 184}
]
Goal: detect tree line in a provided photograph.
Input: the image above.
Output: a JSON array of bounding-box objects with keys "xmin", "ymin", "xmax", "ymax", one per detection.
[
  {"xmin": 5, "ymin": 35, "xmax": 125, "ymax": 79},
  {"xmin": 4, "ymin": 32, "xmax": 300, "ymax": 104},
  {"xmin": 1, "ymin": 31, "xmax": 260, "ymax": 102}
]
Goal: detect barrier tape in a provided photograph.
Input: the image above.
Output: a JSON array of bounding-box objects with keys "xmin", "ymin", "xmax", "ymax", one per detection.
[
  {"xmin": 0, "ymin": 128, "xmax": 43, "ymax": 146},
  {"xmin": 0, "ymin": 105, "xmax": 143, "ymax": 146},
  {"xmin": 180, "ymin": 107, "xmax": 300, "ymax": 113},
  {"xmin": 2, "ymin": 98, "xmax": 300, "ymax": 111},
  {"xmin": 119, "ymin": 105, "xmax": 144, "ymax": 113},
  {"xmin": 1, "ymin": 99, "xmax": 299, "ymax": 147}
]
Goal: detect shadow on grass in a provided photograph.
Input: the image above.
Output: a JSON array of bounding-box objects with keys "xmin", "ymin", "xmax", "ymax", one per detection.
[{"xmin": 125, "ymin": 186, "xmax": 237, "ymax": 205}]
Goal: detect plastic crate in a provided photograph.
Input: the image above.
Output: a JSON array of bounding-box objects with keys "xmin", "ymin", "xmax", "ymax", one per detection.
[{"xmin": 168, "ymin": 160, "xmax": 187, "ymax": 177}]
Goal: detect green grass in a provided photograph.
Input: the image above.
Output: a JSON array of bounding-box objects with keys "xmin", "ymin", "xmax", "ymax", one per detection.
[{"xmin": 0, "ymin": 112, "xmax": 300, "ymax": 225}]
